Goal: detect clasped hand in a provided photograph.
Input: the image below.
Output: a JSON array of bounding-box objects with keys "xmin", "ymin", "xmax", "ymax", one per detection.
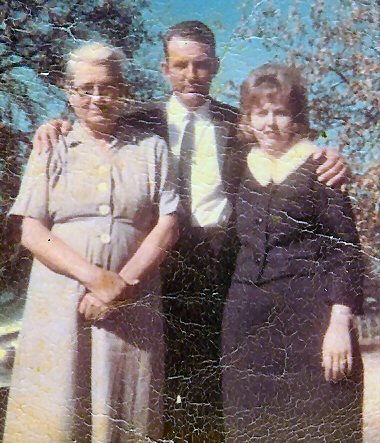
[{"xmin": 78, "ymin": 268, "xmax": 133, "ymax": 321}]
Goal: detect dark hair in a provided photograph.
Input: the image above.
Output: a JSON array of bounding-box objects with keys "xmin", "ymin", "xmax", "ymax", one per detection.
[
  {"xmin": 239, "ymin": 64, "xmax": 311, "ymax": 144},
  {"xmin": 163, "ymin": 21, "xmax": 216, "ymax": 59}
]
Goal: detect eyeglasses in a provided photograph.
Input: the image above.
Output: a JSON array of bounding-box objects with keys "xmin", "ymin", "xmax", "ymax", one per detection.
[{"xmin": 70, "ymin": 84, "xmax": 121, "ymax": 99}]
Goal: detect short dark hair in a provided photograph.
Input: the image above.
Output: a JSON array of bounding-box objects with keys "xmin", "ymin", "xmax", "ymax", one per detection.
[
  {"xmin": 239, "ymin": 64, "xmax": 311, "ymax": 144},
  {"xmin": 163, "ymin": 21, "xmax": 216, "ymax": 59}
]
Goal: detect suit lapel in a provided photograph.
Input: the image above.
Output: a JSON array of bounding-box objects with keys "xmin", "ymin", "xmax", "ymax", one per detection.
[
  {"xmin": 209, "ymin": 101, "xmax": 231, "ymax": 178},
  {"xmin": 150, "ymin": 100, "xmax": 169, "ymax": 144},
  {"xmin": 126, "ymin": 100, "xmax": 170, "ymax": 145},
  {"xmin": 209, "ymin": 100, "xmax": 239, "ymax": 197}
]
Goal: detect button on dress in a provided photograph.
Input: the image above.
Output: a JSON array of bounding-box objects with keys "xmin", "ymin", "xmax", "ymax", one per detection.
[{"xmin": 4, "ymin": 122, "xmax": 179, "ymax": 443}]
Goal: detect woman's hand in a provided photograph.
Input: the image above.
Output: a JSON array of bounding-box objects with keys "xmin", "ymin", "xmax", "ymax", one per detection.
[
  {"xmin": 322, "ymin": 304, "xmax": 353, "ymax": 382},
  {"xmin": 84, "ymin": 267, "xmax": 128, "ymax": 305},
  {"xmin": 78, "ymin": 293, "xmax": 109, "ymax": 321},
  {"xmin": 79, "ymin": 268, "xmax": 138, "ymax": 320}
]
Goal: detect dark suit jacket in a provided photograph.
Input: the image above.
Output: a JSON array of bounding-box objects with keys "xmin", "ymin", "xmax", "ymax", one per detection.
[{"xmin": 125, "ymin": 98, "xmax": 243, "ymax": 207}]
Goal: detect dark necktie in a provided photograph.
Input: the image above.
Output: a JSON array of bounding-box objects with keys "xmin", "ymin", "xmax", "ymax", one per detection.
[{"xmin": 178, "ymin": 114, "xmax": 195, "ymax": 220}]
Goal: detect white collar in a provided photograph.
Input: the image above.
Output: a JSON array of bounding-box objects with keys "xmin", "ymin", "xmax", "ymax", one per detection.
[
  {"xmin": 167, "ymin": 94, "xmax": 210, "ymax": 125},
  {"xmin": 66, "ymin": 121, "xmax": 120, "ymax": 149},
  {"xmin": 247, "ymin": 139, "xmax": 317, "ymax": 187}
]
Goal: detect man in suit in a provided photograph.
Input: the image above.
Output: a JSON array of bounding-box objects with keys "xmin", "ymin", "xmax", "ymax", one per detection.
[
  {"xmin": 32, "ymin": 21, "xmax": 348, "ymax": 442},
  {"xmin": 145, "ymin": 22, "xmax": 242, "ymax": 441}
]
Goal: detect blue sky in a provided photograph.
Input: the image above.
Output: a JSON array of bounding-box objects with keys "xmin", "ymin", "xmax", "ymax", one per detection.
[
  {"xmin": 3, "ymin": 0, "xmax": 277, "ymax": 131},
  {"xmin": 3, "ymin": 0, "xmax": 348, "ymax": 145}
]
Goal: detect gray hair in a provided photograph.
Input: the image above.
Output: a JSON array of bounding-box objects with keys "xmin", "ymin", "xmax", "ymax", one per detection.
[{"xmin": 66, "ymin": 42, "xmax": 127, "ymax": 86}]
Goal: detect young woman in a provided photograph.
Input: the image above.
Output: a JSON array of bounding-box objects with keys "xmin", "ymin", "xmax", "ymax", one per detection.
[
  {"xmin": 222, "ymin": 64, "xmax": 364, "ymax": 442},
  {"xmin": 4, "ymin": 43, "xmax": 179, "ymax": 443}
]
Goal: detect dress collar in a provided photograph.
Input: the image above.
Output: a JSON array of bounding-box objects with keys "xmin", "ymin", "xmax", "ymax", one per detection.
[
  {"xmin": 247, "ymin": 139, "xmax": 317, "ymax": 187},
  {"xmin": 67, "ymin": 121, "xmax": 121, "ymax": 149}
]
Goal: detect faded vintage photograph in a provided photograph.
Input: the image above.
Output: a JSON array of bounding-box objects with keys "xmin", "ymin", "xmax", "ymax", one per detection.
[{"xmin": 0, "ymin": 1, "xmax": 379, "ymax": 442}]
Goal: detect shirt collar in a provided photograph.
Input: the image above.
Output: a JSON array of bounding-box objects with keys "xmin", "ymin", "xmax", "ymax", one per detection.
[{"xmin": 167, "ymin": 94, "xmax": 210, "ymax": 125}]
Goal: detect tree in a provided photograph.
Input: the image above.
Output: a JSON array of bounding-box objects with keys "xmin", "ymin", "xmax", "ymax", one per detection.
[
  {"xmin": 0, "ymin": 123, "xmax": 31, "ymax": 301},
  {"xmin": 0, "ymin": 0, "xmax": 157, "ymax": 130},
  {"xmin": 234, "ymin": 0, "xmax": 379, "ymax": 166}
]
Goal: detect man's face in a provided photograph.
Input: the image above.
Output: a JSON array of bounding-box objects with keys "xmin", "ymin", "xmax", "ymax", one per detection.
[{"xmin": 162, "ymin": 37, "xmax": 219, "ymax": 110}]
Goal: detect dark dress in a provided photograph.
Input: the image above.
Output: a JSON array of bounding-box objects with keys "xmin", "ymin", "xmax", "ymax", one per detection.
[{"xmin": 222, "ymin": 146, "xmax": 364, "ymax": 442}]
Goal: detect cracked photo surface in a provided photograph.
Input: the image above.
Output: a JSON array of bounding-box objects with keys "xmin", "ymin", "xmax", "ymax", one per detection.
[{"xmin": 0, "ymin": 1, "xmax": 379, "ymax": 442}]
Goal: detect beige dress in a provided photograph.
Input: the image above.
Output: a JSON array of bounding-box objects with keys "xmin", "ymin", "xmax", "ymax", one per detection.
[{"xmin": 4, "ymin": 122, "xmax": 179, "ymax": 443}]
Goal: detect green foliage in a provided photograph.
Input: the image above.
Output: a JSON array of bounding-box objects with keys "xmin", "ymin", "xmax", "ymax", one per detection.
[{"xmin": 0, "ymin": 124, "xmax": 31, "ymax": 301}]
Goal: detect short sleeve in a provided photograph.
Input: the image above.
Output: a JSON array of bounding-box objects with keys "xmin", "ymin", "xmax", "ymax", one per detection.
[
  {"xmin": 153, "ymin": 137, "xmax": 180, "ymax": 217},
  {"xmin": 9, "ymin": 149, "xmax": 50, "ymax": 224}
]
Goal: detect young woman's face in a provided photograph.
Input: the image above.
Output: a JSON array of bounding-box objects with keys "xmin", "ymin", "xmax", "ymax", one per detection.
[{"xmin": 250, "ymin": 100, "xmax": 294, "ymax": 152}]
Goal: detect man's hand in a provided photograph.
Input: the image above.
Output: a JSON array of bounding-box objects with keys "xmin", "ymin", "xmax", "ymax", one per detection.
[
  {"xmin": 313, "ymin": 149, "xmax": 350, "ymax": 190},
  {"xmin": 32, "ymin": 119, "xmax": 72, "ymax": 154},
  {"xmin": 322, "ymin": 305, "xmax": 353, "ymax": 382}
]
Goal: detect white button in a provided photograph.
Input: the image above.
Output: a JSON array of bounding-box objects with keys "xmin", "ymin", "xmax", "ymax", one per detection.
[
  {"xmin": 98, "ymin": 165, "xmax": 108, "ymax": 175},
  {"xmin": 99, "ymin": 204, "xmax": 110, "ymax": 215},
  {"xmin": 100, "ymin": 233, "xmax": 111, "ymax": 244},
  {"xmin": 97, "ymin": 182, "xmax": 108, "ymax": 192}
]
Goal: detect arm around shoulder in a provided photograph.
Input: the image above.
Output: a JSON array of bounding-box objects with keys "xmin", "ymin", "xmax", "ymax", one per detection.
[
  {"xmin": 32, "ymin": 119, "xmax": 73, "ymax": 154},
  {"xmin": 313, "ymin": 147, "xmax": 351, "ymax": 188}
]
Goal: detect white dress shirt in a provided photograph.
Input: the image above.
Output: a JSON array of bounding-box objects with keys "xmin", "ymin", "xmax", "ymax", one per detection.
[{"xmin": 167, "ymin": 94, "xmax": 232, "ymax": 228}]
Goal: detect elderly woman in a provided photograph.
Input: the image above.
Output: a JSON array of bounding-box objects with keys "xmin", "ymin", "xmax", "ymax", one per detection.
[
  {"xmin": 222, "ymin": 64, "xmax": 364, "ymax": 442},
  {"xmin": 4, "ymin": 43, "xmax": 179, "ymax": 442}
]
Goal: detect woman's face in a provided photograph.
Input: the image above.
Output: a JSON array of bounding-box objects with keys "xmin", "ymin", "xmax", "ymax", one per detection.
[
  {"xmin": 68, "ymin": 61, "xmax": 124, "ymax": 134},
  {"xmin": 250, "ymin": 100, "xmax": 295, "ymax": 153}
]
